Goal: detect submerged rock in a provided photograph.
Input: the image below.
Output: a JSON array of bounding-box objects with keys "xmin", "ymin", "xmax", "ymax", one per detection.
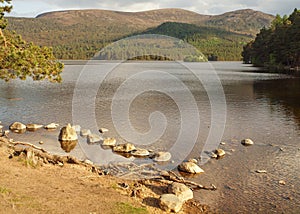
[
  {"xmin": 153, "ymin": 152, "xmax": 171, "ymax": 162},
  {"xmin": 10, "ymin": 122, "xmax": 26, "ymax": 133},
  {"xmin": 178, "ymin": 161, "xmax": 204, "ymax": 174},
  {"xmin": 159, "ymin": 194, "xmax": 183, "ymax": 213},
  {"xmin": 72, "ymin": 125, "xmax": 81, "ymax": 132},
  {"xmin": 59, "ymin": 124, "xmax": 78, "ymax": 141},
  {"xmin": 80, "ymin": 129, "xmax": 91, "ymax": 137},
  {"xmin": 168, "ymin": 182, "xmax": 193, "ymax": 202},
  {"xmin": 241, "ymin": 139, "xmax": 254, "ymax": 146},
  {"xmin": 113, "ymin": 143, "xmax": 136, "ymax": 153},
  {"xmin": 131, "ymin": 148, "xmax": 150, "ymax": 157},
  {"xmin": 44, "ymin": 123, "xmax": 59, "ymax": 129},
  {"xmin": 87, "ymin": 134, "xmax": 102, "ymax": 144},
  {"xmin": 102, "ymin": 137, "xmax": 116, "ymax": 146}
]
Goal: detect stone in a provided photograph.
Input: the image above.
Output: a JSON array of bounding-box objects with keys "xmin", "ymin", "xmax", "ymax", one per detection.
[
  {"xmin": 209, "ymin": 152, "xmax": 218, "ymax": 159},
  {"xmin": 279, "ymin": 180, "xmax": 286, "ymax": 185},
  {"xmin": 214, "ymin": 149, "xmax": 226, "ymax": 158},
  {"xmin": 99, "ymin": 128, "xmax": 109, "ymax": 133},
  {"xmin": 84, "ymin": 159, "xmax": 94, "ymax": 165},
  {"xmin": 241, "ymin": 138, "xmax": 254, "ymax": 146},
  {"xmin": 220, "ymin": 142, "xmax": 226, "ymax": 145},
  {"xmin": 60, "ymin": 140, "xmax": 77, "ymax": 153},
  {"xmin": 72, "ymin": 125, "xmax": 81, "ymax": 132},
  {"xmin": 80, "ymin": 129, "xmax": 91, "ymax": 137},
  {"xmin": 44, "ymin": 123, "xmax": 59, "ymax": 129},
  {"xmin": 87, "ymin": 134, "xmax": 103, "ymax": 144},
  {"xmin": 178, "ymin": 162, "xmax": 204, "ymax": 174},
  {"xmin": 102, "ymin": 137, "xmax": 117, "ymax": 146},
  {"xmin": 113, "ymin": 143, "xmax": 136, "ymax": 153},
  {"xmin": 39, "ymin": 141, "xmax": 44, "ymax": 145},
  {"xmin": 255, "ymin": 170, "xmax": 267, "ymax": 173},
  {"xmin": 26, "ymin": 124, "xmax": 43, "ymax": 131},
  {"xmin": 9, "ymin": 122, "xmax": 26, "ymax": 133},
  {"xmin": 153, "ymin": 152, "xmax": 172, "ymax": 162},
  {"xmin": 59, "ymin": 124, "xmax": 78, "ymax": 141},
  {"xmin": 168, "ymin": 182, "xmax": 193, "ymax": 202},
  {"xmin": 131, "ymin": 148, "xmax": 150, "ymax": 157},
  {"xmin": 159, "ymin": 194, "xmax": 183, "ymax": 213},
  {"xmin": 188, "ymin": 158, "xmax": 198, "ymax": 164}
]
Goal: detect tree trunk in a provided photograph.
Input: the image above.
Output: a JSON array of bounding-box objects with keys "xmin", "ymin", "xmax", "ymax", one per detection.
[{"xmin": 0, "ymin": 28, "xmax": 7, "ymax": 48}]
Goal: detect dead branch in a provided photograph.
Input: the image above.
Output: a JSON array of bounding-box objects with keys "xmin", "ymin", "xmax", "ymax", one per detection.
[{"xmin": 11, "ymin": 141, "xmax": 47, "ymax": 153}]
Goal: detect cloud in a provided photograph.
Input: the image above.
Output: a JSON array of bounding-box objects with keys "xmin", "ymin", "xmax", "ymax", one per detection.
[{"xmin": 8, "ymin": 0, "xmax": 300, "ymax": 17}]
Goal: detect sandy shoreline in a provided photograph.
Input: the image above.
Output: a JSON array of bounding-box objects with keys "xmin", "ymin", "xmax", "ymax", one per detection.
[{"xmin": 0, "ymin": 137, "xmax": 212, "ymax": 213}]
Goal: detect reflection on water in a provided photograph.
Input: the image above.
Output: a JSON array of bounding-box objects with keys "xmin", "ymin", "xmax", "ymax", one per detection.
[{"xmin": 0, "ymin": 61, "xmax": 299, "ymax": 212}]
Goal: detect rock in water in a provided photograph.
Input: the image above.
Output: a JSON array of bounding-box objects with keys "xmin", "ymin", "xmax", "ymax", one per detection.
[
  {"xmin": 9, "ymin": 122, "xmax": 26, "ymax": 133},
  {"xmin": 168, "ymin": 182, "xmax": 193, "ymax": 202},
  {"xmin": 241, "ymin": 138, "xmax": 254, "ymax": 146},
  {"xmin": 87, "ymin": 134, "xmax": 102, "ymax": 144},
  {"xmin": 131, "ymin": 148, "xmax": 150, "ymax": 157},
  {"xmin": 215, "ymin": 149, "xmax": 226, "ymax": 158},
  {"xmin": 72, "ymin": 125, "xmax": 81, "ymax": 132},
  {"xmin": 59, "ymin": 124, "xmax": 78, "ymax": 141},
  {"xmin": 80, "ymin": 129, "xmax": 91, "ymax": 137},
  {"xmin": 60, "ymin": 140, "xmax": 77, "ymax": 153},
  {"xmin": 159, "ymin": 194, "xmax": 183, "ymax": 213},
  {"xmin": 113, "ymin": 143, "xmax": 136, "ymax": 153},
  {"xmin": 44, "ymin": 123, "xmax": 59, "ymax": 129},
  {"xmin": 178, "ymin": 161, "xmax": 204, "ymax": 174},
  {"xmin": 26, "ymin": 124, "xmax": 43, "ymax": 131},
  {"xmin": 102, "ymin": 138, "xmax": 116, "ymax": 146},
  {"xmin": 153, "ymin": 152, "xmax": 172, "ymax": 162},
  {"xmin": 99, "ymin": 128, "xmax": 109, "ymax": 134}
]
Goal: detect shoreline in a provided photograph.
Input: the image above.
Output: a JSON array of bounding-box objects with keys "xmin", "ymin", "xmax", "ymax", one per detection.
[{"xmin": 0, "ymin": 136, "xmax": 213, "ymax": 213}]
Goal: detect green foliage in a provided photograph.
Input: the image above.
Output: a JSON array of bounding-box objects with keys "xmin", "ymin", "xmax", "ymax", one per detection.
[
  {"xmin": 242, "ymin": 9, "xmax": 300, "ymax": 70},
  {"xmin": 114, "ymin": 202, "xmax": 148, "ymax": 214},
  {"xmin": 0, "ymin": 0, "xmax": 63, "ymax": 82},
  {"xmin": 144, "ymin": 22, "xmax": 252, "ymax": 61}
]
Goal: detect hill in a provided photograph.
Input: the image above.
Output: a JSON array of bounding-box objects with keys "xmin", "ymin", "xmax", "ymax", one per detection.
[{"xmin": 6, "ymin": 8, "xmax": 274, "ymax": 60}]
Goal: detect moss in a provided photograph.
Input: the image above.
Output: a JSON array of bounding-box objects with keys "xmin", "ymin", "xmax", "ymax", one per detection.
[{"xmin": 113, "ymin": 202, "xmax": 148, "ymax": 214}]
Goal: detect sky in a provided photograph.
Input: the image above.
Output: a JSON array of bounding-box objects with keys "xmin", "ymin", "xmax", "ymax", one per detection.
[{"xmin": 6, "ymin": 0, "xmax": 300, "ymax": 17}]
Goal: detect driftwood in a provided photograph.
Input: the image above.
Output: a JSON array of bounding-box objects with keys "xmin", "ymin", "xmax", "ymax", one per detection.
[
  {"xmin": 11, "ymin": 141, "xmax": 47, "ymax": 153},
  {"xmin": 152, "ymin": 170, "xmax": 217, "ymax": 191}
]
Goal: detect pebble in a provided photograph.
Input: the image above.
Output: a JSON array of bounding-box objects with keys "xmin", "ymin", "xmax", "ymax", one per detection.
[
  {"xmin": 39, "ymin": 141, "xmax": 44, "ymax": 145},
  {"xmin": 102, "ymin": 138, "xmax": 117, "ymax": 146},
  {"xmin": 87, "ymin": 134, "xmax": 102, "ymax": 144},
  {"xmin": 99, "ymin": 128, "xmax": 109, "ymax": 134},
  {"xmin": 279, "ymin": 180, "xmax": 286, "ymax": 185},
  {"xmin": 113, "ymin": 143, "xmax": 136, "ymax": 153},
  {"xmin": 131, "ymin": 148, "xmax": 150, "ymax": 157},
  {"xmin": 255, "ymin": 170, "xmax": 267, "ymax": 173},
  {"xmin": 220, "ymin": 142, "xmax": 226, "ymax": 145},
  {"xmin": 178, "ymin": 161, "xmax": 204, "ymax": 174},
  {"xmin": 44, "ymin": 123, "xmax": 59, "ymax": 129},
  {"xmin": 214, "ymin": 149, "xmax": 226, "ymax": 158}
]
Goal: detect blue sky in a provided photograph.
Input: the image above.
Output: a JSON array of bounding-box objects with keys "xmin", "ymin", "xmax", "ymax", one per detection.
[{"xmin": 7, "ymin": 0, "xmax": 300, "ymax": 17}]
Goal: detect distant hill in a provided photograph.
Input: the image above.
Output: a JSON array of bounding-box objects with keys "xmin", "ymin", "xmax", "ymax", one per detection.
[{"xmin": 6, "ymin": 8, "xmax": 274, "ymax": 60}]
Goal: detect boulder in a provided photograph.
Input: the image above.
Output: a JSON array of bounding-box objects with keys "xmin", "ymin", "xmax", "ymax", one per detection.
[
  {"xmin": 99, "ymin": 128, "xmax": 109, "ymax": 134},
  {"xmin": 153, "ymin": 152, "xmax": 171, "ymax": 162},
  {"xmin": 102, "ymin": 137, "xmax": 117, "ymax": 146},
  {"xmin": 178, "ymin": 161, "xmax": 204, "ymax": 174},
  {"xmin": 9, "ymin": 122, "xmax": 26, "ymax": 133},
  {"xmin": 60, "ymin": 140, "xmax": 77, "ymax": 153},
  {"xmin": 80, "ymin": 129, "xmax": 91, "ymax": 137},
  {"xmin": 131, "ymin": 148, "xmax": 150, "ymax": 157},
  {"xmin": 159, "ymin": 194, "xmax": 183, "ymax": 213},
  {"xmin": 59, "ymin": 124, "xmax": 78, "ymax": 141},
  {"xmin": 113, "ymin": 143, "xmax": 136, "ymax": 153},
  {"xmin": 168, "ymin": 182, "xmax": 193, "ymax": 202},
  {"xmin": 241, "ymin": 138, "xmax": 254, "ymax": 146},
  {"xmin": 44, "ymin": 123, "xmax": 59, "ymax": 129},
  {"xmin": 215, "ymin": 149, "xmax": 226, "ymax": 158},
  {"xmin": 87, "ymin": 134, "xmax": 102, "ymax": 144},
  {"xmin": 26, "ymin": 124, "xmax": 43, "ymax": 131}
]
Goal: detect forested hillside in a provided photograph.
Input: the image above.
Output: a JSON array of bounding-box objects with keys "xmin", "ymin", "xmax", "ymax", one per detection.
[
  {"xmin": 242, "ymin": 9, "xmax": 300, "ymax": 70},
  {"xmin": 6, "ymin": 8, "xmax": 274, "ymax": 60}
]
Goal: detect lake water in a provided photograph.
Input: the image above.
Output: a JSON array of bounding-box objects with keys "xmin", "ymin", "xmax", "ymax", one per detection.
[{"xmin": 0, "ymin": 61, "xmax": 299, "ymax": 213}]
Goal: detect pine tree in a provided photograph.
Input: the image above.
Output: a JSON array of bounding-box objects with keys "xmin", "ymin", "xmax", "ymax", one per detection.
[{"xmin": 0, "ymin": 0, "xmax": 63, "ymax": 82}]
